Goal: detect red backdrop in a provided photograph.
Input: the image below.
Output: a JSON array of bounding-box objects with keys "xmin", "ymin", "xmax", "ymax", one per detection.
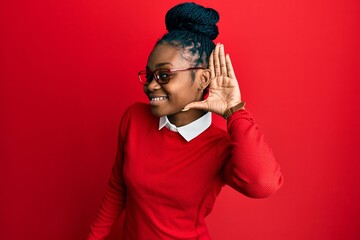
[{"xmin": 1, "ymin": 0, "xmax": 360, "ymax": 239}]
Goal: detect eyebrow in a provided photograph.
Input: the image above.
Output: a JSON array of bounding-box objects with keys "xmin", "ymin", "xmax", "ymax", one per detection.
[{"xmin": 146, "ymin": 62, "xmax": 174, "ymax": 70}]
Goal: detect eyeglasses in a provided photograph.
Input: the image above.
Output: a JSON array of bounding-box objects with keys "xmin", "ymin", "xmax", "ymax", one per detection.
[{"xmin": 138, "ymin": 67, "xmax": 205, "ymax": 85}]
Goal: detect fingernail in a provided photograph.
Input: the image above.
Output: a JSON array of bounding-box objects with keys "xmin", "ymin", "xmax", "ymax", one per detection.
[{"xmin": 182, "ymin": 108, "xmax": 190, "ymax": 112}]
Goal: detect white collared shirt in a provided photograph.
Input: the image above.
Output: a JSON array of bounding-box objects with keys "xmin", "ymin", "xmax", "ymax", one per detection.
[{"xmin": 159, "ymin": 112, "xmax": 212, "ymax": 142}]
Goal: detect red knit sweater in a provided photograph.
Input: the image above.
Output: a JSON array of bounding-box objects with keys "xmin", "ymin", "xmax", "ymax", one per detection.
[{"xmin": 87, "ymin": 102, "xmax": 283, "ymax": 239}]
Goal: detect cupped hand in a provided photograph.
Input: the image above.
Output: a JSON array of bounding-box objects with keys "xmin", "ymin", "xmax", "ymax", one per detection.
[{"xmin": 183, "ymin": 43, "xmax": 242, "ymax": 117}]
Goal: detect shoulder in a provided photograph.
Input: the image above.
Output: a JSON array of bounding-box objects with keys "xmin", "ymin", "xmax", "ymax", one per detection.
[
  {"xmin": 119, "ymin": 102, "xmax": 156, "ymax": 134},
  {"xmin": 199, "ymin": 121, "xmax": 229, "ymax": 144},
  {"xmin": 122, "ymin": 102, "xmax": 153, "ymax": 120},
  {"xmin": 127, "ymin": 101, "xmax": 151, "ymax": 112},
  {"xmin": 119, "ymin": 102, "xmax": 159, "ymax": 139},
  {"xmin": 208, "ymin": 123, "xmax": 227, "ymax": 136}
]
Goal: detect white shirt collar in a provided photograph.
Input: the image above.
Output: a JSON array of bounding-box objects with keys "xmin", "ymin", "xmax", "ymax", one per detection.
[{"xmin": 159, "ymin": 112, "xmax": 212, "ymax": 142}]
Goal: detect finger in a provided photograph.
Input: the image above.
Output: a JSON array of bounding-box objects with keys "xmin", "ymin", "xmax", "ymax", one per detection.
[
  {"xmin": 208, "ymin": 51, "xmax": 215, "ymax": 78},
  {"xmin": 219, "ymin": 44, "xmax": 227, "ymax": 76},
  {"xmin": 226, "ymin": 54, "xmax": 236, "ymax": 79},
  {"xmin": 182, "ymin": 100, "xmax": 209, "ymax": 112},
  {"xmin": 214, "ymin": 43, "xmax": 221, "ymax": 76}
]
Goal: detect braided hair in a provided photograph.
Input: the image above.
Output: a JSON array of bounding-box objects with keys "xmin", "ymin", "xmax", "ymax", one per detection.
[{"xmin": 156, "ymin": 2, "xmax": 220, "ymax": 67}]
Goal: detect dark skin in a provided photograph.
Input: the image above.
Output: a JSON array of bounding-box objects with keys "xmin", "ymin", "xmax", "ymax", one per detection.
[{"xmin": 144, "ymin": 42, "xmax": 243, "ymax": 127}]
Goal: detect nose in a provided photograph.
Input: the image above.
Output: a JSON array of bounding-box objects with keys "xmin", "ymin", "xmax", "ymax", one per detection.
[{"xmin": 145, "ymin": 78, "xmax": 161, "ymax": 91}]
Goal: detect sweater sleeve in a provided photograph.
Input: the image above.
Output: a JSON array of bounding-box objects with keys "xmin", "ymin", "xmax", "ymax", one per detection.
[
  {"xmin": 87, "ymin": 122, "xmax": 127, "ymax": 239},
  {"xmin": 221, "ymin": 109, "xmax": 283, "ymax": 198}
]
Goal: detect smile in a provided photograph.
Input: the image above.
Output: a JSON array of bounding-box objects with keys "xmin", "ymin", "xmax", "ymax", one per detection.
[{"xmin": 150, "ymin": 96, "xmax": 168, "ymax": 102}]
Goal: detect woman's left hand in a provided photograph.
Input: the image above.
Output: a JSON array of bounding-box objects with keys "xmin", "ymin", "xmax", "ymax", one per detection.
[{"xmin": 183, "ymin": 43, "xmax": 243, "ymax": 117}]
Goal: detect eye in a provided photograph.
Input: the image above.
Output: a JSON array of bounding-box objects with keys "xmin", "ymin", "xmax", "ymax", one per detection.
[
  {"xmin": 157, "ymin": 70, "xmax": 172, "ymax": 82},
  {"xmin": 145, "ymin": 71, "xmax": 153, "ymax": 81}
]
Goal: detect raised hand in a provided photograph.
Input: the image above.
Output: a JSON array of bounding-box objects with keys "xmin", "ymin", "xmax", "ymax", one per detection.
[{"xmin": 183, "ymin": 43, "xmax": 243, "ymax": 117}]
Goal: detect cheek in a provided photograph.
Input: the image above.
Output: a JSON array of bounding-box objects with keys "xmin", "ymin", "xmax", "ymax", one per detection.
[{"xmin": 168, "ymin": 85, "xmax": 199, "ymax": 103}]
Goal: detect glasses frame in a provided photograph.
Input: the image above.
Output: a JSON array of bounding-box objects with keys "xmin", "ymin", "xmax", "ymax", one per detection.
[{"xmin": 138, "ymin": 67, "xmax": 205, "ymax": 85}]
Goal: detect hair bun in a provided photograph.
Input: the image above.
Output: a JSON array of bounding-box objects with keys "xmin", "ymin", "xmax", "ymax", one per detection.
[{"xmin": 165, "ymin": 2, "xmax": 219, "ymax": 40}]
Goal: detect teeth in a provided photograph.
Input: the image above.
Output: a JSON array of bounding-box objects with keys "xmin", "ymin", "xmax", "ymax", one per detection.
[{"xmin": 151, "ymin": 96, "xmax": 168, "ymax": 101}]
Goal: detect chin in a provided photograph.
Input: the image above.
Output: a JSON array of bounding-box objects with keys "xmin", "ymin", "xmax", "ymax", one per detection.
[
  {"xmin": 150, "ymin": 107, "xmax": 166, "ymax": 117},
  {"xmin": 149, "ymin": 105, "xmax": 180, "ymax": 118}
]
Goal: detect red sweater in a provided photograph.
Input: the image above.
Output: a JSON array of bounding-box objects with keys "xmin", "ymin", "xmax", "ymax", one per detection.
[{"xmin": 87, "ymin": 102, "xmax": 283, "ymax": 239}]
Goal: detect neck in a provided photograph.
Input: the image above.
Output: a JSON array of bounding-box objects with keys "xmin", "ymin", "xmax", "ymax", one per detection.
[{"xmin": 167, "ymin": 109, "xmax": 207, "ymax": 127}]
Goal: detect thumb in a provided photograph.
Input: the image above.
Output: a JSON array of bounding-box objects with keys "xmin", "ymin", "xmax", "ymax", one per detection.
[{"xmin": 182, "ymin": 100, "xmax": 209, "ymax": 112}]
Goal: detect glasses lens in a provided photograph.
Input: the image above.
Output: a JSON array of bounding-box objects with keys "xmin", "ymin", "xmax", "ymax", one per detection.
[
  {"xmin": 138, "ymin": 71, "xmax": 152, "ymax": 85},
  {"xmin": 139, "ymin": 69, "xmax": 172, "ymax": 85},
  {"xmin": 145, "ymin": 71, "xmax": 153, "ymax": 84},
  {"xmin": 155, "ymin": 69, "xmax": 171, "ymax": 84}
]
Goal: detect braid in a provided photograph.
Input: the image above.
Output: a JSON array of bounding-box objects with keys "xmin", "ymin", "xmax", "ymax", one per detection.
[{"xmin": 156, "ymin": 2, "xmax": 220, "ymax": 67}]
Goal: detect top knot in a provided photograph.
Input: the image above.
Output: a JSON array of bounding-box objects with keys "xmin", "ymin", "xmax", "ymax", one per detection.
[{"xmin": 165, "ymin": 2, "xmax": 219, "ymax": 40}]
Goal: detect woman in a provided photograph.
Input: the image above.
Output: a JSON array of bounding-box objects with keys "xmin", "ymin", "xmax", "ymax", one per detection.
[{"xmin": 87, "ymin": 2, "xmax": 283, "ymax": 239}]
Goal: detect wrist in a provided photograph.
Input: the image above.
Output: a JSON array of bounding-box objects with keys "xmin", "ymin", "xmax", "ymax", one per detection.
[{"xmin": 223, "ymin": 102, "xmax": 246, "ymax": 119}]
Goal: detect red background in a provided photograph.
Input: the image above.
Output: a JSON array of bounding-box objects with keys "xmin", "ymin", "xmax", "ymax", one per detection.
[{"xmin": 1, "ymin": 0, "xmax": 360, "ymax": 239}]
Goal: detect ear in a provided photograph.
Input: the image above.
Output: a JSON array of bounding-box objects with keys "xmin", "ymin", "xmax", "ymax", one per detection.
[{"xmin": 198, "ymin": 69, "xmax": 211, "ymax": 90}]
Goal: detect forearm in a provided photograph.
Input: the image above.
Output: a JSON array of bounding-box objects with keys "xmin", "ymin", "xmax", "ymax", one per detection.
[{"xmin": 223, "ymin": 109, "xmax": 283, "ymax": 198}]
